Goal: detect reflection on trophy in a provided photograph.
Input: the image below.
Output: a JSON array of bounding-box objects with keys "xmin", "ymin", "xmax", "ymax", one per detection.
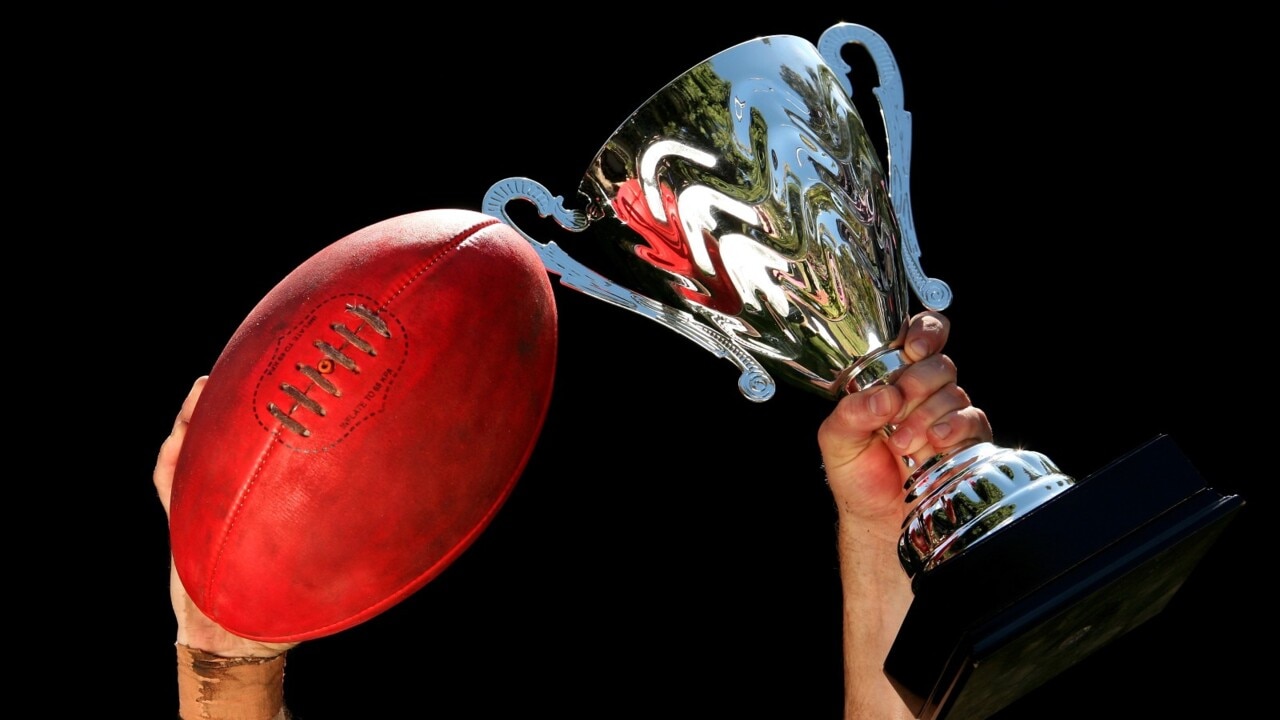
[{"xmin": 482, "ymin": 23, "xmax": 1242, "ymax": 719}]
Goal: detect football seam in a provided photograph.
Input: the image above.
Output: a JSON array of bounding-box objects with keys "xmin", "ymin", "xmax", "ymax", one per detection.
[
  {"xmin": 273, "ymin": 474, "xmax": 524, "ymax": 642},
  {"xmin": 204, "ymin": 215, "xmax": 510, "ymax": 619},
  {"xmin": 373, "ymin": 218, "xmax": 504, "ymax": 313},
  {"xmin": 250, "ymin": 293, "xmax": 409, "ymax": 454}
]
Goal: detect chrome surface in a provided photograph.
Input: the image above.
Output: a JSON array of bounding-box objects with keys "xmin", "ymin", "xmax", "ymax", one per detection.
[
  {"xmin": 483, "ymin": 22, "xmax": 1077, "ymax": 576},
  {"xmin": 484, "ymin": 24, "xmax": 950, "ymax": 402},
  {"xmin": 898, "ymin": 443, "xmax": 1076, "ymax": 577},
  {"xmin": 483, "ymin": 178, "xmax": 776, "ymax": 402}
]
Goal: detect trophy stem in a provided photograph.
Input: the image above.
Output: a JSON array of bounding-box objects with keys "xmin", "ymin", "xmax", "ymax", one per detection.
[
  {"xmin": 897, "ymin": 442, "xmax": 1075, "ymax": 578},
  {"xmin": 840, "ymin": 346, "xmax": 912, "ymax": 394}
]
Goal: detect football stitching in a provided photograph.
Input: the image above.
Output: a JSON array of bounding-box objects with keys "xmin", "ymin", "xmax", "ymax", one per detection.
[
  {"xmin": 276, "ymin": 305, "xmax": 407, "ymax": 453},
  {"xmin": 267, "ymin": 302, "xmax": 393, "ymax": 438},
  {"xmin": 206, "ymin": 436, "xmax": 279, "ymax": 621},
  {"xmin": 262, "ymin": 217, "xmax": 500, "ymax": 440},
  {"xmin": 374, "ymin": 218, "xmax": 502, "ymax": 312},
  {"xmin": 211, "ymin": 217, "xmax": 505, "ymax": 629}
]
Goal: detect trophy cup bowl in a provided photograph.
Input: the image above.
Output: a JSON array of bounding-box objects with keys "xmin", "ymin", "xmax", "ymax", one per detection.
[{"xmin": 482, "ymin": 23, "xmax": 1242, "ymax": 719}]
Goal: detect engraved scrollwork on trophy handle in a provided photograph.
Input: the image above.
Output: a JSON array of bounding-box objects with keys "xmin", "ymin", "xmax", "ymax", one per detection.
[
  {"xmin": 818, "ymin": 23, "xmax": 952, "ymax": 312},
  {"xmin": 482, "ymin": 177, "xmax": 777, "ymax": 402}
]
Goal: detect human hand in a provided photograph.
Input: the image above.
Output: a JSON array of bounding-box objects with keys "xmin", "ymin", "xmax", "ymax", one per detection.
[
  {"xmin": 155, "ymin": 376, "xmax": 297, "ymax": 658},
  {"xmin": 818, "ymin": 312, "xmax": 993, "ymax": 541}
]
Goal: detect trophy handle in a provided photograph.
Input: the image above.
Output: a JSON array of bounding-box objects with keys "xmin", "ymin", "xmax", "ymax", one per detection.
[
  {"xmin": 482, "ymin": 177, "xmax": 777, "ymax": 402},
  {"xmin": 818, "ymin": 23, "xmax": 952, "ymax": 312}
]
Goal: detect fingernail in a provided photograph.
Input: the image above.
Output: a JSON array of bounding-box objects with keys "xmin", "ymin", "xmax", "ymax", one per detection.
[
  {"xmin": 891, "ymin": 426, "xmax": 913, "ymax": 450},
  {"xmin": 932, "ymin": 421, "xmax": 952, "ymax": 441},
  {"xmin": 870, "ymin": 388, "xmax": 892, "ymax": 417},
  {"xmin": 910, "ymin": 339, "xmax": 929, "ymax": 359}
]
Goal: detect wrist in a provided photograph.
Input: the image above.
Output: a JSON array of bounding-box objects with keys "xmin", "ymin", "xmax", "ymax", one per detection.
[
  {"xmin": 837, "ymin": 507, "xmax": 906, "ymax": 552},
  {"xmin": 837, "ymin": 515, "xmax": 914, "ymax": 645},
  {"xmin": 176, "ymin": 643, "xmax": 286, "ymax": 720}
]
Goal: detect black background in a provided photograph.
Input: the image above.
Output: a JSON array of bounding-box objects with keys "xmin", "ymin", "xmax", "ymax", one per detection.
[{"xmin": 79, "ymin": 6, "xmax": 1264, "ymax": 718}]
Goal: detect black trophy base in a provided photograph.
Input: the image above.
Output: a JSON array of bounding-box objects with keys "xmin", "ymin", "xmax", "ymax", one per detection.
[{"xmin": 884, "ymin": 434, "xmax": 1244, "ymax": 720}]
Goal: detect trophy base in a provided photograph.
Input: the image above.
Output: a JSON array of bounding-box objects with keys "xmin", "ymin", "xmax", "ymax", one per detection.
[{"xmin": 884, "ymin": 434, "xmax": 1243, "ymax": 720}]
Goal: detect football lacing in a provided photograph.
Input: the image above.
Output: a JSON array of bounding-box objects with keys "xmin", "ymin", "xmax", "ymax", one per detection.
[{"xmin": 267, "ymin": 303, "xmax": 392, "ymax": 437}]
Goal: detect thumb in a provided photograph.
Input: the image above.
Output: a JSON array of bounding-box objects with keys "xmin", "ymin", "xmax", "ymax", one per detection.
[{"xmin": 154, "ymin": 376, "xmax": 208, "ymax": 518}]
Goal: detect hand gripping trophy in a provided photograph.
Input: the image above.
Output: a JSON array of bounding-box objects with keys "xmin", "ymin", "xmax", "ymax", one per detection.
[{"xmin": 482, "ymin": 23, "xmax": 1242, "ymax": 719}]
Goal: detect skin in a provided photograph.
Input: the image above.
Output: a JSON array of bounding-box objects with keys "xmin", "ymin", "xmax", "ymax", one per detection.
[
  {"xmin": 819, "ymin": 311, "xmax": 992, "ymax": 718},
  {"xmin": 155, "ymin": 376, "xmax": 296, "ymax": 660},
  {"xmin": 155, "ymin": 311, "xmax": 990, "ymax": 719}
]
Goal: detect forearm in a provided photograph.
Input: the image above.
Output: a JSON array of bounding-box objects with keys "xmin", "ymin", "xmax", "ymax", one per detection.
[{"xmin": 837, "ymin": 518, "xmax": 915, "ymax": 720}]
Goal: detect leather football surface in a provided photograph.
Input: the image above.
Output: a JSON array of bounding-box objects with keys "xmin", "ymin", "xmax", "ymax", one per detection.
[{"xmin": 169, "ymin": 208, "xmax": 558, "ymax": 642}]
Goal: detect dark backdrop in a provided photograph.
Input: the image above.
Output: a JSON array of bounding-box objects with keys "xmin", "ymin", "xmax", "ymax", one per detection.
[{"xmin": 85, "ymin": 7, "xmax": 1262, "ymax": 718}]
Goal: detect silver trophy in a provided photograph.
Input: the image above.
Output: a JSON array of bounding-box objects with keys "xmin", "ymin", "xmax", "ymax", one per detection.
[{"xmin": 482, "ymin": 23, "xmax": 1241, "ymax": 719}]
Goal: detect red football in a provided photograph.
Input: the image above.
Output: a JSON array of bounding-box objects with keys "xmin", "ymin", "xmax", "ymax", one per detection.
[{"xmin": 169, "ymin": 208, "xmax": 557, "ymax": 642}]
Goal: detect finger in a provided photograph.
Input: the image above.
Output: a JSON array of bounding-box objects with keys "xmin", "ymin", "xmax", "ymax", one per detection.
[
  {"xmin": 929, "ymin": 404, "xmax": 993, "ymax": 450},
  {"xmin": 178, "ymin": 376, "xmax": 208, "ymax": 426},
  {"xmin": 890, "ymin": 352, "xmax": 958, "ymax": 422},
  {"xmin": 902, "ymin": 311, "xmax": 950, "ymax": 363},
  {"xmin": 886, "ymin": 381, "xmax": 974, "ymax": 458},
  {"xmin": 154, "ymin": 376, "xmax": 208, "ymax": 517},
  {"xmin": 902, "ymin": 404, "xmax": 993, "ymax": 472},
  {"xmin": 818, "ymin": 384, "xmax": 903, "ymax": 472}
]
